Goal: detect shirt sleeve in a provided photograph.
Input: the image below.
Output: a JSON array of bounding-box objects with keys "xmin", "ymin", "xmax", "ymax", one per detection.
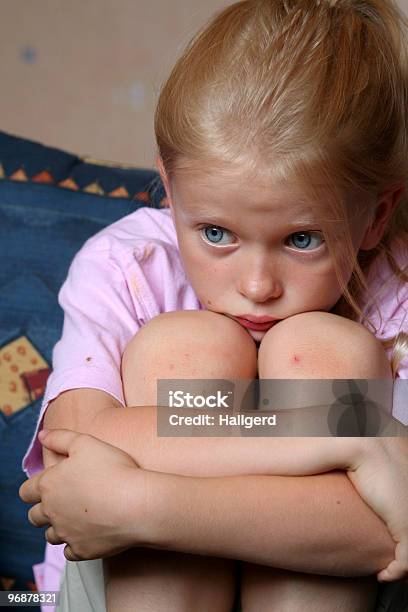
[{"xmin": 22, "ymin": 236, "xmax": 141, "ymax": 477}]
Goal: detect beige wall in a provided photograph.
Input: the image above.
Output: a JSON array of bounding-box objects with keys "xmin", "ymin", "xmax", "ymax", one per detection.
[{"xmin": 0, "ymin": 0, "xmax": 407, "ymax": 170}]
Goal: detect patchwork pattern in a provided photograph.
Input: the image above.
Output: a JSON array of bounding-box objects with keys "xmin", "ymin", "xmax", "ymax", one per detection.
[
  {"xmin": 0, "ymin": 161, "xmax": 169, "ymax": 207},
  {"xmin": 0, "ymin": 130, "xmax": 169, "ymax": 209},
  {"xmin": 0, "ymin": 336, "xmax": 50, "ymax": 416}
]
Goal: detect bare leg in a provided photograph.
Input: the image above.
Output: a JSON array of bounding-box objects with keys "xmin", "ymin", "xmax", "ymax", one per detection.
[
  {"xmin": 241, "ymin": 311, "xmax": 389, "ymax": 611},
  {"xmin": 105, "ymin": 310, "xmax": 258, "ymax": 612}
]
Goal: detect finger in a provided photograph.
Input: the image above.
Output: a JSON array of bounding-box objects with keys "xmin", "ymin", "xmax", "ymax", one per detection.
[
  {"xmin": 377, "ymin": 567, "xmax": 394, "ymax": 582},
  {"xmin": 38, "ymin": 428, "xmax": 82, "ymax": 456},
  {"xmin": 384, "ymin": 541, "xmax": 408, "ymax": 582},
  {"xmin": 377, "ymin": 560, "xmax": 405, "ymax": 582},
  {"xmin": 19, "ymin": 473, "xmax": 43, "ymax": 504},
  {"xmin": 64, "ymin": 544, "xmax": 81, "ymax": 562},
  {"xmin": 45, "ymin": 526, "xmax": 65, "ymax": 546},
  {"xmin": 28, "ymin": 504, "xmax": 50, "ymax": 528}
]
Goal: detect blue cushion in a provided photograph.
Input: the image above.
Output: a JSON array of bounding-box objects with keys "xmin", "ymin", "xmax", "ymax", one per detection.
[{"xmin": 0, "ymin": 131, "xmax": 164, "ymax": 596}]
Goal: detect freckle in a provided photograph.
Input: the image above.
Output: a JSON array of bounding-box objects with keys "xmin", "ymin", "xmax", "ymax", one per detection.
[
  {"xmin": 85, "ymin": 508, "xmax": 88, "ymax": 512},
  {"xmin": 207, "ymin": 300, "xmax": 212, "ymax": 306},
  {"xmin": 336, "ymin": 500, "xmax": 341, "ymax": 505},
  {"xmin": 86, "ymin": 357, "xmax": 92, "ymax": 362},
  {"xmin": 291, "ymin": 355, "xmax": 301, "ymax": 364}
]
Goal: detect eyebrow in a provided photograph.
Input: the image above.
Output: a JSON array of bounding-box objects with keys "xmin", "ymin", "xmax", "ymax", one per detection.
[
  {"xmin": 184, "ymin": 211, "xmax": 233, "ymax": 225},
  {"xmin": 183, "ymin": 209, "xmax": 320, "ymax": 228}
]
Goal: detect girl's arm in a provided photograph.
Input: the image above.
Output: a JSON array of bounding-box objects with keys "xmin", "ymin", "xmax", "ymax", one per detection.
[
  {"xmin": 136, "ymin": 468, "xmax": 394, "ymax": 576},
  {"xmin": 42, "ymin": 390, "xmax": 366, "ymax": 476},
  {"xmin": 39, "ymin": 391, "xmax": 395, "ymax": 573},
  {"xmin": 86, "ymin": 403, "xmax": 395, "ymax": 574},
  {"xmin": 88, "ymin": 403, "xmax": 385, "ymax": 477},
  {"xmin": 32, "ymin": 426, "xmax": 394, "ymax": 576}
]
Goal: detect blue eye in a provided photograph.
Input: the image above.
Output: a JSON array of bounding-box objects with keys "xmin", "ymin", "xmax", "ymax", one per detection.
[
  {"xmin": 201, "ymin": 226, "xmax": 232, "ymax": 245},
  {"xmin": 287, "ymin": 231, "xmax": 324, "ymax": 251}
]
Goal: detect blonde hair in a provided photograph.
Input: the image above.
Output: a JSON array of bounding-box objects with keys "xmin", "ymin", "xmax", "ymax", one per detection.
[{"xmin": 154, "ymin": 0, "xmax": 408, "ymax": 377}]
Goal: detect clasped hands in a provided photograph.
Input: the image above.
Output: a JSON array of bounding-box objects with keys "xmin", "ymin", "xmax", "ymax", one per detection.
[{"xmin": 19, "ymin": 428, "xmax": 408, "ymax": 584}]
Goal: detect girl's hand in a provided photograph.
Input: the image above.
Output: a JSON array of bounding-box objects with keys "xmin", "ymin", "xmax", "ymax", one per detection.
[
  {"xmin": 19, "ymin": 429, "xmax": 149, "ymax": 561},
  {"xmin": 347, "ymin": 437, "xmax": 408, "ymax": 582}
]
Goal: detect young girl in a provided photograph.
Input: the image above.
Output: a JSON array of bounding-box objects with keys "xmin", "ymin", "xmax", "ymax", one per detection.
[{"xmin": 20, "ymin": 0, "xmax": 408, "ymax": 611}]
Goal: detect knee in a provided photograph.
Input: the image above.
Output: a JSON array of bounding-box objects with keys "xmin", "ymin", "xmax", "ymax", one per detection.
[
  {"xmin": 122, "ymin": 310, "xmax": 257, "ymax": 379},
  {"xmin": 258, "ymin": 311, "xmax": 392, "ymax": 379}
]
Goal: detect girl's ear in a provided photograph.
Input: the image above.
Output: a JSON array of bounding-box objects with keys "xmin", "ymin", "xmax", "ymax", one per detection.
[
  {"xmin": 360, "ymin": 184, "xmax": 404, "ymax": 250},
  {"xmin": 156, "ymin": 155, "xmax": 174, "ymax": 213}
]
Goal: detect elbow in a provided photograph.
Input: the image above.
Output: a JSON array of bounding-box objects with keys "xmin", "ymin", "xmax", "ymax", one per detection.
[
  {"xmin": 317, "ymin": 529, "xmax": 395, "ymax": 578},
  {"xmin": 320, "ymin": 472, "xmax": 395, "ymax": 577}
]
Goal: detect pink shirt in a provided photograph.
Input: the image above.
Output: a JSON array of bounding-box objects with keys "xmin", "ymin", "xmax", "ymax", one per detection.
[{"xmin": 21, "ymin": 207, "xmax": 408, "ymax": 607}]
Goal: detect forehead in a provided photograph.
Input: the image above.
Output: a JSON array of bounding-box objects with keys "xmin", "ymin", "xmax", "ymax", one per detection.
[{"xmin": 170, "ymin": 167, "xmax": 319, "ymax": 221}]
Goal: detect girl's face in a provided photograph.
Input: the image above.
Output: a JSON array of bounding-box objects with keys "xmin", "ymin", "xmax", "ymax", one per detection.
[{"xmin": 160, "ymin": 163, "xmax": 377, "ymax": 342}]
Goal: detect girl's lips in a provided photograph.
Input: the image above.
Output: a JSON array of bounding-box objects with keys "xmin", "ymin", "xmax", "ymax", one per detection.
[{"xmin": 233, "ymin": 317, "xmax": 279, "ymax": 331}]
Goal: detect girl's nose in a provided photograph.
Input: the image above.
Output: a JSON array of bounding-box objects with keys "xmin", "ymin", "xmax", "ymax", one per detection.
[{"xmin": 237, "ymin": 269, "xmax": 282, "ymax": 303}]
